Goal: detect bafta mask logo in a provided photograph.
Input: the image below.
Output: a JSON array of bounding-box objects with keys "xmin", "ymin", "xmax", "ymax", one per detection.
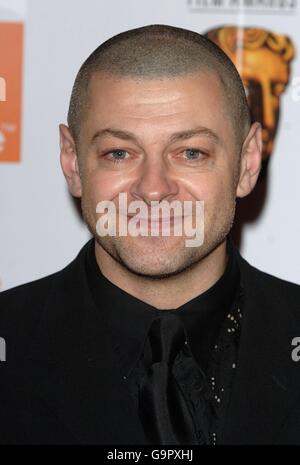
[{"xmin": 204, "ymin": 26, "xmax": 295, "ymax": 177}]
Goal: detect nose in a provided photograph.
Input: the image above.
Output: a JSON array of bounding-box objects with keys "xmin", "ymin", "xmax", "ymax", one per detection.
[{"xmin": 130, "ymin": 157, "xmax": 179, "ymax": 205}]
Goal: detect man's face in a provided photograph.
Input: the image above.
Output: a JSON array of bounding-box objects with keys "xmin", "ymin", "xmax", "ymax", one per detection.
[{"xmin": 75, "ymin": 72, "xmax": 241, "ymax": 278}]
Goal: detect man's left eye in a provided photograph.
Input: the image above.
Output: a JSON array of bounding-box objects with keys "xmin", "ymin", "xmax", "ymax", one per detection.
[{"xmin": 184, "ymin": 149, "xmax": 204, "ymax": 160}]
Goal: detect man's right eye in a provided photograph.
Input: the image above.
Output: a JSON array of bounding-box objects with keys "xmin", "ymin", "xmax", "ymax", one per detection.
[
  {"xmin": 110, "ymin": 150, "xmax": 128, "ymax": 159},
  {"xmin": 104, "ymin": 150, "xmax": 129, "ymax": 163}
]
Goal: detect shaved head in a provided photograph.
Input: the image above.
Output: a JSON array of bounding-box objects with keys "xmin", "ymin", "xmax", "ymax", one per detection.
[{"xmin": 67, "ymin": 24, "xmax": 251, "ymax": 150}]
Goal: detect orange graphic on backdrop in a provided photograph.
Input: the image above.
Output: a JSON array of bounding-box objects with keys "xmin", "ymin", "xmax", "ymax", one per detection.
[{"xmin": 0, "ymin": 22, "xmax": 23, "ymax": 162}]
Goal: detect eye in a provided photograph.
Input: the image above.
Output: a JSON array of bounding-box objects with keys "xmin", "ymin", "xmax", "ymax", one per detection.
[
  {"xmin": 183, "ymin": 148, "xmax": 206, "ymax": 161},
  {"xmin": 110, "ymin": 150, "xmax": 128, "ymax": 160},
  {"xmin": 104, "ymin": 149, "xmax": 129, "ymax": 164}
]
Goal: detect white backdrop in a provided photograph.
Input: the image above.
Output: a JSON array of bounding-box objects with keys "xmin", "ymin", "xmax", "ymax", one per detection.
[{"xmin": 1, "ymin": 0, "xmax": 299, "ymax": 291}]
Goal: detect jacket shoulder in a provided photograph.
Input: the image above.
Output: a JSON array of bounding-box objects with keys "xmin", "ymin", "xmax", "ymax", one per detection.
[
  {"xmin": 0, "ymin": 271, "xmax": 58, "ymax": 311},
  {"xmin": 0, "ymin": 270, "xmax": 63, "ymax": 346},
  {"xmin": 0, "ymin": 245, "xmax": 86, "ymax": 338},
  {"xmin": 236, "ymin": 249, "xmax": 300, "ymax": 310}
]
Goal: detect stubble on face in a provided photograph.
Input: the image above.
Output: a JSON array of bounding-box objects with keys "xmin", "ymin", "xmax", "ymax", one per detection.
[
  {"xmin": 78, "ymin": 72, "xmax": 241, "ymax": 281},
  {"xmin": 80, "ymin": 183, "xmax": 238, "ymax": 280}
]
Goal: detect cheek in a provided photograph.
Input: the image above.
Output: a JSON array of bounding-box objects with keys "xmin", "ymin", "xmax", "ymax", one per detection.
[
  {"xmin": 188, "ymin": 171, "xmax": 231, "ymax": 203},
  {"xmin": 194, "ymin": 173, "xmax": 235, "ymax": 220},
  {"xmin": 81, "ymin": 168, "xmax": 122, "ymax": 204}
]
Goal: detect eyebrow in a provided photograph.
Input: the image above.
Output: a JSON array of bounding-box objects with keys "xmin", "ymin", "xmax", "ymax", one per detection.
[{"xmin": 91, "ymin": 126, "xmax": 222, "ymax": 146}]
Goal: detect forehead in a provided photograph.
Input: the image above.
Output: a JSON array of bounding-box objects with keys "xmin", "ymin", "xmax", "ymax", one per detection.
[
  {"xmin": 87, "ymin": 70, "xmax": 224, "ymax": 108},
  {"xmin": 82, "ymin": 71, "xmax": 231, "ymax": 144}
]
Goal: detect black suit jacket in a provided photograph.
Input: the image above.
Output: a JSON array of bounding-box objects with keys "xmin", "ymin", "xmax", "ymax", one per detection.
[{"xmin": 1, "ymin": 239, "xmax": 300, "ymax": 445}]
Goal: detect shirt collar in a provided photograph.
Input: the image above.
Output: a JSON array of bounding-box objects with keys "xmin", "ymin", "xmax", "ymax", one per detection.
[{"xmin": 85, "ymin": 235, "xmax": 240, "ymax": 377}]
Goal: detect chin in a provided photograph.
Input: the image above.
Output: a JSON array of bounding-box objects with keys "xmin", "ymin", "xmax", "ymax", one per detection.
[
  {"xmin": 114, "ymin": 247, "xmax": 175, "ymax": 274},
  {"xmin": 123, "ymin": 264, "xmax": 186, "ymax": 280}
]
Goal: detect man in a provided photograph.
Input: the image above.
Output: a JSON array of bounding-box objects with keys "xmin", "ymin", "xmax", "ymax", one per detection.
[{"xmin": 0, "ymin": 24, "xmax": 300, "ymax": 445}]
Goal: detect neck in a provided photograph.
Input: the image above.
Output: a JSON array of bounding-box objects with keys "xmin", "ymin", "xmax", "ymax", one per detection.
[{"xmin": 94, "ymin": 240, "xmax": 228, "ymax": 310}]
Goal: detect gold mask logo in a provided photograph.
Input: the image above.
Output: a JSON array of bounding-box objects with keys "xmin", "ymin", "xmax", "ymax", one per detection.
[{"xmin": 204, "ymin": 26, "xmax": 295, "ymax": 177}]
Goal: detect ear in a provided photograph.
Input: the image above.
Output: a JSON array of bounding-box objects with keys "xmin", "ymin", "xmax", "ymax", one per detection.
[
  {"xmin": 236, "ymin": 122, "xmax": 262, "ymax": 198},
  {"xmin": 59, "ymin": 124, "xmax": 82, "ymax": 198}
]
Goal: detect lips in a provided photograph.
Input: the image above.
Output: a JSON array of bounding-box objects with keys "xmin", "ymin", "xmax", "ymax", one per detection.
[
  {"xmin": 127, "ymin": 214, "xmax": 181, "ymax": 222},
  {"xmin": 136, "ymin": 216, "xmax": 179, "ymax": 222},
  {"xmin": 126, "ymin": 215, "xmax": 184, "ymax": 233}
]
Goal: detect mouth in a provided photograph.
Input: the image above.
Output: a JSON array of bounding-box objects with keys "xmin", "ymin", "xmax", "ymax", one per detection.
[{"xmin": 125, "ymin": 214, "xmax": 186, "ymax": 233}]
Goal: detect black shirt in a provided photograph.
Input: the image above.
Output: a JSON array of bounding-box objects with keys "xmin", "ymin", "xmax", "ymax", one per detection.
[{"xmin": 85, "ymin": 235, "xmax": 243, "ymax": 444}]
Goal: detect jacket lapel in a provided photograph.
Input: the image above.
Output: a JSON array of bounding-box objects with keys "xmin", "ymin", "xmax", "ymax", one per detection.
[
  {"xmin": 221, "ymin": 249, "xmax": 300, "ymax": 444},
  {"xmin": 27, "ymin": 242, "xmax": 148, "ymax": 444}
]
